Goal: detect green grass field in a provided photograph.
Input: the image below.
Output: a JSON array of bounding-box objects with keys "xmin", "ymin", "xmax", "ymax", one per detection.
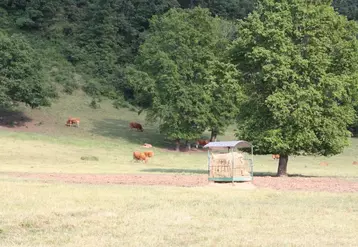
[
  {"xmin": 1, "ymin": 92, "xmax": 358, "ymax": 246},
  {"xmin": 1, "ymin": 91, "xmax": 358, "ymax": 177},
  {"xmin": 1, "ymin": 129, "xmax": 358, "ymax": 177}
]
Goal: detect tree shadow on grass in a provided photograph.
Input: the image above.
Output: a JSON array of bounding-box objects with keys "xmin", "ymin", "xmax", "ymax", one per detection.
[
  {"xmin": 140, "ymin": 168, "xmax": 207, "ymax": 174},
  {"xmin": 253, "ymin": 172, "xmax": 319, "ymax": 178},
  {"xmin": 139, "ymin": 169, "xmax": 319, "ymax": 177},
  {"xmin": 91, "ymin": 118, "xmax": 173, "ymax": 148},
  {"xmin": 0, "ymin": 108, "xmax": 32, "ymax": 128}
]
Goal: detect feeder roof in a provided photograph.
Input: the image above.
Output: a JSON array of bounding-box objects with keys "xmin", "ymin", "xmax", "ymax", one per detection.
[{"xmin": 203, "ymin": 140, "xmax": 252, "ymax": 149}]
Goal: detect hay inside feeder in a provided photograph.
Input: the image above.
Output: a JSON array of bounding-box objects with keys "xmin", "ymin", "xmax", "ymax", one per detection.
[{"xmin": 209, "ymin": 152, "xmax": 251, "ymax": 178}]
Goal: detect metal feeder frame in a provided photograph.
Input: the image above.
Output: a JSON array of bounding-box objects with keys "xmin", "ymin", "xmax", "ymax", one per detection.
[{"xmin": 203, "ymin": 140, "xmax": 254, "ymax": 182}]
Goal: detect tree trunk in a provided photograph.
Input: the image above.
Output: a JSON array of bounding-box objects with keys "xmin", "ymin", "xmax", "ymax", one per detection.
[
  {"xmin": 210, "ymin": 129, "xmax": 217, "ymax": 142},
  {"xmin": 185, "ymin": 140, "xmax": 191, "ymax": 150},
  {"xmin": 175, "ymin": 139, "xmax": 180, "ymax": 152},
  {"xmin": 277, "ymin": 154, "xmax": 288, "ymax": 177}
]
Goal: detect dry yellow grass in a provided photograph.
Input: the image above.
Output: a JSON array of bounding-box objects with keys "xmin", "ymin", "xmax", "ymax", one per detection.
[{"xmin": 0, "ymin": 179, "xmax": 357, "ymax": 247}]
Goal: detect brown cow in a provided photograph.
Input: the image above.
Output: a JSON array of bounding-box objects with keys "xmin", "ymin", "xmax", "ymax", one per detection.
[
  {"xmin": 144, "ymin": 151, "xmax": 154, "ymax": 158},
  {"xmin": 133, "ymin": 151, "xmax": 141, "ymax": 160},
  {"xmin": 129, "ymin": 122, "xmax": 143, "ymax": 132},
  {"xmin": 133, "ymin": 151, "xmax": 148, "ymax": 163},
  {"xmin": 66, "ymin": 117, "xmax": 80, "ymax": 127},
  {"xmin": 272, "ymin": 154, "xmax": 280, "ymax": 160},
  {"xmin": 195, "ymin": 139, "xmax": 209, "ymax": 148},
  {"xmin": 139, "ymin": 153, "xmax": 148, "ymax": 163}
]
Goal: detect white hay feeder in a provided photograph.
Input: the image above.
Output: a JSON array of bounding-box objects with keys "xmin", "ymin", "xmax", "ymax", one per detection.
[{"xmin": 203, "ymin": 140, "xmax": 254, "ymax": 182}]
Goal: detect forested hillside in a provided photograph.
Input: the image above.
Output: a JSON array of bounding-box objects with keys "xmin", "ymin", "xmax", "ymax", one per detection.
[{"xmin": 0, "ymin": 0, "xmax": 355, "ymax": 105}]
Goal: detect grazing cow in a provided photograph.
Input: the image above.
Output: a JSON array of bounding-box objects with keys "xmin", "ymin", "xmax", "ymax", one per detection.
[
  {"xmin": 133, "ymin": 151, "xmax": 148, "ymax": 163},
  {"xmin": 144, "ymin": 151, "xmax": 154, "ymax": 158},
  {"xmin": 352, "ymin": 161, "xmax": 358, "ymax": 165},
  {"xmin": 140, "ymin": 152, "xmax": 148, "ymax": 162},
  {"xmin": 66, "ymin": 117, "xmax": 80, "ymax": 127},
  {"xmin": 129, "ymin": 122, "xmax": 143, "ymax": 132},
  {"xmin": 143, "ymin": 143, "xmax": 152, "ymax": 148},
  {"xmin": 195, "ymin": 139, "xmax": 209, "ymax": 148},
  {"xmin": 133, "ymin": 151, "xmax": 141, "ymax": 160},
  {"xmin": 272, "ymin": 154, "xmax": 280, "ymax": 160}
]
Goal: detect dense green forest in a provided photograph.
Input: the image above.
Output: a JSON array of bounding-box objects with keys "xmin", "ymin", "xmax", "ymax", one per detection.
[
  {"xmin": 1, "ymin": 0, "xmax": 355, "ymax": 104},
  {"xmin": 1, "ymin": 0, "xmax": 358, "ymax": 175}
]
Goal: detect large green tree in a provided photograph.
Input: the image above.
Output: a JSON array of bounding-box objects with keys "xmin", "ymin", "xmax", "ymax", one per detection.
[
  {"xmin": 126, "ymin": 7, "xmax": 241, "ymax": 150},
  {"xmin": 206, "ymin": 60, "xmax": 242, "ymax": 141},
  {"xmin": 0, "ymin": 31, "xmax": 56, "ymax": 108},
  {"xmin": 230, "ymin": 0, "xmax": 358, "ymax": 176}
]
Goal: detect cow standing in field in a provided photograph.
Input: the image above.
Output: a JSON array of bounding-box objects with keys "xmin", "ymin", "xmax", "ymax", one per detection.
[
  {"xmin": 132, "ymin": 150, "xmax": 154, "ymax": 163},
  {"xmin": 129, "ymin": 122, "xmax": 143, "ymax": 132},
  {"xmin": 144, "ymin": 151, "xmax": 154, "ymax": 158},
  {"xmin": 272, "ymin": 154, "xmax": 280, "ymax": 160},
  {"xmin": 133, "ymin": 151, "xmax": 148, "ymax": 163},
  {"xmin": 66, "ymin": 117, "xmax": 80, "ymax": 127},
  {"xmin": 195, "ymin": 139, "xmax": 209, "ymax": 149}
]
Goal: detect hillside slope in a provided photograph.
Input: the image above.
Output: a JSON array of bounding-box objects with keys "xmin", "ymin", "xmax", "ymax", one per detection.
[
  {"xmin": 0, "ymin": 91, "xmax": 239, "ymax": 147},
  {"xmin": 0, "ymin": 91, "xmax": 168, "ymax": 145}
]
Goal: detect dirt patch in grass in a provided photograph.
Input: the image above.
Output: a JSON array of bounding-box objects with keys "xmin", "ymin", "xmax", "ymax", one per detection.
[
  {"xmin": 253, "ymin": 176, "xmax": 358, "ymax": 193},
  {"xmin": 2, "ymin": 172, "xmax": 358, "ymax": 192}
]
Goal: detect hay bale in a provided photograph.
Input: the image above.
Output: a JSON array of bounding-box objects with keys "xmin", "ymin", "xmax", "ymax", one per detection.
[{"xmin": 209, "ymin": 152, "xmax": 250, "ymax": 178}]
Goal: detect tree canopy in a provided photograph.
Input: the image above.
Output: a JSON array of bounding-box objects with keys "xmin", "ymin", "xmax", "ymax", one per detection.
[
  {"xmin": 126, "ymin": 7, "xmax": 242, "ymax": 149},
  {"xmin": 1, "ymin": 0, "xmax": 357, "ymax": 105},
  {"xmin": 0, "ymin": 31, "xmax": 56, "ymax": 108},
  {"xmin": 230, "ymin": 0, "xmax": 358, "ymax": 176}
]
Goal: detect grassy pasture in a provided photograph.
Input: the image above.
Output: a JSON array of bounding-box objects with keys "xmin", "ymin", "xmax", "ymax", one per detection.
[
  {"xmin": 1, "ymin": 92, "xmax": 358, "ymax": 247},
  {"xmin": 0, "ymin": 180, "xmax": 357, "ymax": 247},
  {"xmin": 0, "ymin": 129, "xmax": 358, "ymax": 177},
  {"xmin": 0, "ymin": 91, "xmax": 358, "ymax": 177}
]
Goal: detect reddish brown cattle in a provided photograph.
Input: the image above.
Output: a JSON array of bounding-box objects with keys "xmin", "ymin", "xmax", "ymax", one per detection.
[
  {"xmin": 129, "ymin": 122, "xmax": 143, "ymax": 132},
  {"xmin": 272, "ymin": 154, "xmax": 280, "ymax": 160},
  {"xmin": 139, "ymin": 153, "xmax": 148, "ymax": 163},
  {"xmin": 133, "ymin": 151, "xmax": 148, "ymax": 163},
  {"xmin": 133, "ymin": 151, "xmax": 141, "ymax": 160},
  {"xmin": 195, "ymin": 139, "xmax": 209, "ymax": 148},
  {"xmin": 144, "ymin": 151, "xmax": 154, "ymax": 158},
  {"xmin": 66, "ymin": 117, "xmax": 80, "ymax": 127}
]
